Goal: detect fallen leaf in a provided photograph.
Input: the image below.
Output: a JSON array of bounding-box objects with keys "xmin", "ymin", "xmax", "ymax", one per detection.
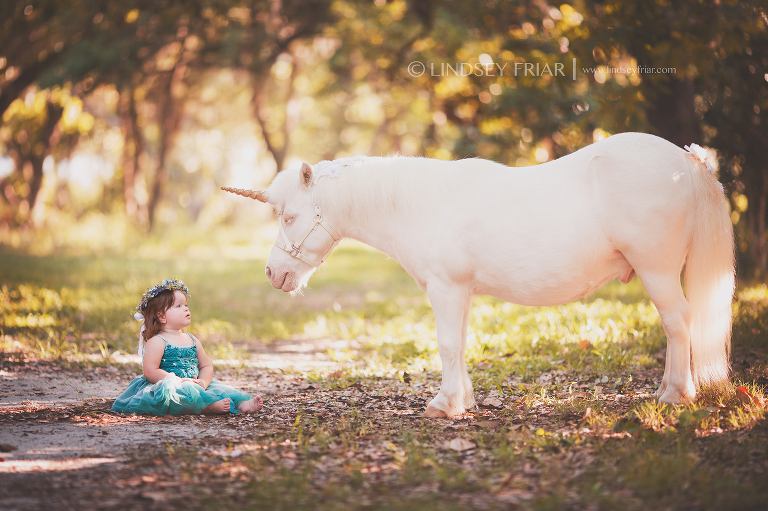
[
  {"xmin": 446, "ymin": 438, "xmax": 475, "ymax": 451},
  {"xmin": 579, "ymin": 340, "xmax": 592, "ymax": 351},
  {"xmin": 496, "ymin": 488, "xmax": 533, "ymax": 502},
  {"xmin": 736, "ymin": 386, "xmax": 755, "ymax": 406},
  {"xmin": 481, "ymin": 397, "xmax": 503, "ymax": 408},
  {"xmin": 571, "ymin": 392, "xmax": 587, "ymax": 400},
  {"xmin": 141, "ymin": 491, "xmax": 167, "ymax": 502},
  {"xmin": 380, "ymin": 462, "xmax": 401, "ymax": 471},
  {"xmin": 476, "ymin": 420, "xmax": 502, "ymax": 430},
  {"xmin": 0, "ymin": 444, "xmax": 18, "ymax": 452},
  {"xmin": 365, "ymin": 450, "xmax": 387, "ymax": 461}
]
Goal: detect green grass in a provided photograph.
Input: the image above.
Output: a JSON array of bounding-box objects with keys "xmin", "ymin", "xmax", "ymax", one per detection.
[
  {"xmin": 0, "ymin": 245, "xmax": 660, "ymax": 380},
  {"xmin": 0, "ymin": 244, "xmax": 423, "ymax": 356},
  {"xmin": 2, "ymin": 247, "xmax": 768, "ymax": 510}
]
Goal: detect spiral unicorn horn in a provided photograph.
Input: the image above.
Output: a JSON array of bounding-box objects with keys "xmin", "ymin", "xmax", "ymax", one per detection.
[{"xmin": 221, "ymin": 187, "xmax": 268, "ymax": 202}]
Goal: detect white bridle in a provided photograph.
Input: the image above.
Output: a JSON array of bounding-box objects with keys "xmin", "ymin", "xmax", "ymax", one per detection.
[
  {"xmin": 220, "ymin": 183, "xmax": 341, "ymax": 267},
  {"xmin": 275, "ymin": 201, "xmax": 341, "ymax": 267}
]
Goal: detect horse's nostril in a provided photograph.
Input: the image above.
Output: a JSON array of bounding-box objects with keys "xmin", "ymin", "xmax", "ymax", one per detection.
[{"xmin": 265, "ymin": 267, "xmax": 272, "ymax": 279}]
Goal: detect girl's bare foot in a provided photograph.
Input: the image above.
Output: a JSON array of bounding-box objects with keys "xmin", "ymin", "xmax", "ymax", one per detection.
[
  {"xmin": 202, "ymin": 398, "xmax": 231, "ymax": 414},
  {"xmin": 237, "ymin": 396, "xmax": 263, "ymax": 413}
]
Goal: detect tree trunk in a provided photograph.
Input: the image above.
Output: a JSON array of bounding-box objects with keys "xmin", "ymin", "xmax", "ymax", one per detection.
[
  {"xmin": 748, "ymin": 176, "xmax": 768, "ymax": 278},
  {"xmin": 645, "ymin": 75, "xmax": 701, "ymax": 148},
  {"xmin": 251, "ymin": 50, "xmax": 299, "ymax": 176},
  {"xmin": 146, "ymin": 53, "xmax": 187, "ymax": 231},
  {"xmin": 121, "ymin": 86, "xmax": 145, "ymax": 222},
  {"xmin": 252, "ymin": 82, "xmax": 289, "ymax": 174},
  {"xmin": 26, "ymin": 101, "xmax": 63, "ymax": 213}
]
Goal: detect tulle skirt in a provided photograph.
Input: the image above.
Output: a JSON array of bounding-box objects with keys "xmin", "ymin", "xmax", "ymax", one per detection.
[{"xmin": 111, "ymin": 375, "xmax": 251, "ymax": 416}]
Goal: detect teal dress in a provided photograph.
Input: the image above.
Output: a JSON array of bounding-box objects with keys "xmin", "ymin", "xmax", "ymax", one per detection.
[{"xmin": 111, "ymin": 334, "xmax": 251, "ymax": 415}]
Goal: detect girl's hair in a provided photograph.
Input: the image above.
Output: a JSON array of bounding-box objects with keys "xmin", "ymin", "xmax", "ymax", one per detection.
[{"xmin": 142, "ymin": 289, "xmax": 177, "ymax": 343}]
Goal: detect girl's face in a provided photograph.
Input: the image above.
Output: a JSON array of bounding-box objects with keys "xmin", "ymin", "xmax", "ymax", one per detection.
[{"xmin": 159, "ymin": 290, "xmax": 191, "ymax": 329}]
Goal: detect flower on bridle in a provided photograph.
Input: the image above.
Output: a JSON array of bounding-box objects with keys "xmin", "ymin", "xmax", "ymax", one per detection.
[
  {"xmin": 134, "ymin": 278, "xmax": 190, "ymax": 316},
  {"xmin": 684, "ymin": 143, "xmax": 715, "ymax": 174}
]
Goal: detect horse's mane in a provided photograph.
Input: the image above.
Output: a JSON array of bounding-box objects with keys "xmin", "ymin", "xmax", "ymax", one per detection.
[
  {"xmin": 266, "ymin": 155, "xmax": 508, "ymax": 220},
  {"xmin": 314, "ymin": 156, "xmax": 506, "ymax": 220}
]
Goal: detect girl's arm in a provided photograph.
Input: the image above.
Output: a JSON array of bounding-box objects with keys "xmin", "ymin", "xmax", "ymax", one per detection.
[
  {"xmin": 143, "ymin": 337, "xmax": 175, "ymax": 383},
  {"xmin": 195, "ymin": 338, "xmax": 214, "ymax": 389}
]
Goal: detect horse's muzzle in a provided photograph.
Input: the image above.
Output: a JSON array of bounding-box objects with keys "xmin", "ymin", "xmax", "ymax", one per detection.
[{"xmin": 266, "ymin": 265, "xmax": 297, "ymax": 292}]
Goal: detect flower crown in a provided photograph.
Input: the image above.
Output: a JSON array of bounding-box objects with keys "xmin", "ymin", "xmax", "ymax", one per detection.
[{"xmin": 134, "ymin": 278, "xmax": 189, "ymax": 314}]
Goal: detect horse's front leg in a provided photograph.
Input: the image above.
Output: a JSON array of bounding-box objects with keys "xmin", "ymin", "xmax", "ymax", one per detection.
[{"xmin": 424, "ymin": 282, "xmax": 473, "ymax": 418}]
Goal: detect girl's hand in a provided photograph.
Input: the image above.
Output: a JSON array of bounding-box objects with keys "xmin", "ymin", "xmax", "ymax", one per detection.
[
  {"xmin": 179, "ymin": 377, "xmax": 196, "ymax": 384},
  {"xmin": 191, "ymin": 377, "xmax": 207, "ymax": 389}
]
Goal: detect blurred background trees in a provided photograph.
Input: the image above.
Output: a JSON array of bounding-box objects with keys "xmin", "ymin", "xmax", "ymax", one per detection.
[{"xmin": 0, "ymin": 0, "xmax": 766, "ymax": 277}]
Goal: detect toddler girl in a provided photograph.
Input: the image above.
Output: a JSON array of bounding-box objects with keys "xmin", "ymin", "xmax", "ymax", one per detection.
[{"xmin": 112, "ymin": 278, "xmax": 262, "ymax": 415}]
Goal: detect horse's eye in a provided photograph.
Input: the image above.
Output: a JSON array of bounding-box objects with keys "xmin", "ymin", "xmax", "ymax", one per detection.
[{"xmin": 284, "ymin": 215, "xmax": 295, "ymax": 225}]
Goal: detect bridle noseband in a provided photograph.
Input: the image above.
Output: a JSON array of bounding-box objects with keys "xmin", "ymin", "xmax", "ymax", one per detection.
[{"xmin": 275, "ymin": 201, "xmax": 341, "ymax": 267}]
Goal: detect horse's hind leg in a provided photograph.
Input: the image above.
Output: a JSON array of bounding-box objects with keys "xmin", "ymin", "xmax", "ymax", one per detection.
[
  {"xmin": 460, "ymin": 296, "xmax": 475, "ymax": 410},
  {"xmin": 424, "ymin": 281, "xmax": 473, "ymax": 418},
  {"xmin": 637, "ymin": 271, "xmax": 696, "ymax": 404},
  {"xmin": 655, "ymin": 335, "xmax": 672, "ymax": 398}
]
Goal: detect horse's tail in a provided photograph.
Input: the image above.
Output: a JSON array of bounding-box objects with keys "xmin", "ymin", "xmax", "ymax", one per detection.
[{"xmin": 684, "ymin": 155, "xmax": 735, "ymax": 388}]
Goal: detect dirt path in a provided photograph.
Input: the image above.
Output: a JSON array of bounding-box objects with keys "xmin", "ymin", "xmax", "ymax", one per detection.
[
  {"xmin": 0, "ymin": 339, "xmax": 435, "ymax": 511},
  {"xmin": 5, "ymin": 342, "xmax": 764, "ymax": 511},
  {"xmin": 0, "ymin": 338, "xmax": 352, "ymax": 463},
  {"xmin": 0, "ymin": 365, "xmax": 267, "ymax": 463}
]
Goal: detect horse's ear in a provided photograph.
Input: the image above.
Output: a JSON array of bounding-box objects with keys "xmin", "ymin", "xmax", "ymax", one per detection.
[{"xmin": 300, "ymin": 162, "xmax": 313, "ymax": 189}]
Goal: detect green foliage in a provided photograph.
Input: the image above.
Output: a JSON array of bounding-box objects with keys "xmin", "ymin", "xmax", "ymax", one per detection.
[{"xmin": 1, "ymin": 0, "xmax": 767, "ymax": 274}]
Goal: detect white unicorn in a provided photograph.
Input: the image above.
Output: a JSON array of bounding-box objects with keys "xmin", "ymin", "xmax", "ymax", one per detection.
[{"xmin": 223, "ymin": 132, "xmax": 735, "ymax": 418}]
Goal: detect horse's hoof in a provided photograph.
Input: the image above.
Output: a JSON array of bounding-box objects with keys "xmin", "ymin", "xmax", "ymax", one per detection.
[
  {"xmin": 658, "ymin": 386, "xmax": 696, "ymax": 405},
  {"xmin": 423, "ymin": 405, "xmax": 448, "ymax": 418}
]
